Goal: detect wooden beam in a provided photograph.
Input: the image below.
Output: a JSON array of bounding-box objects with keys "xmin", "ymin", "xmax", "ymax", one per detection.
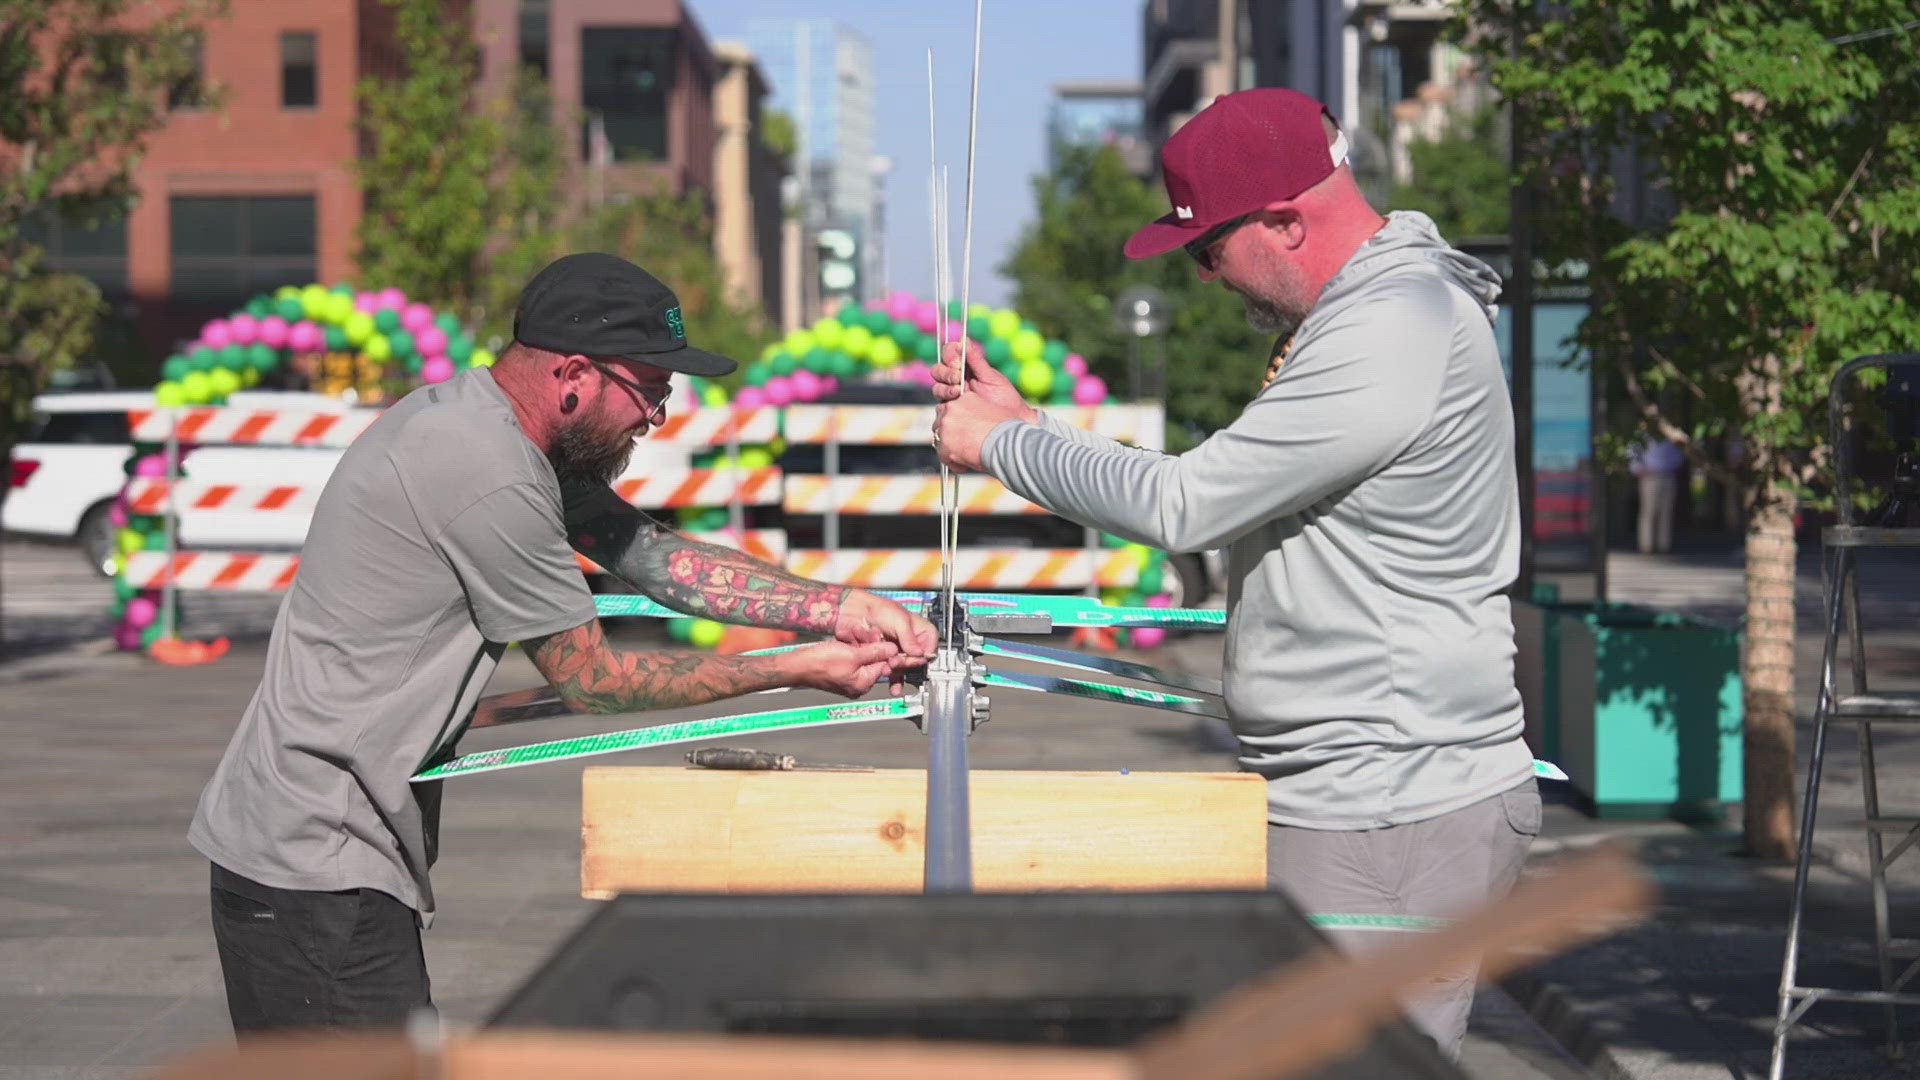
[{"xmin": 581, "ymin": 768, "xmax": 1267, "ymax": 896}]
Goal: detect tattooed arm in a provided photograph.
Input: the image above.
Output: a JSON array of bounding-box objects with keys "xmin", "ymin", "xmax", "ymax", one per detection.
[
  {"xmin": 561, "ymin": 481, "xmax": 936, "ymax": 657},
  {"xmin": 525, "ymin": 618, "xmax": 898, "ymax": 715}
]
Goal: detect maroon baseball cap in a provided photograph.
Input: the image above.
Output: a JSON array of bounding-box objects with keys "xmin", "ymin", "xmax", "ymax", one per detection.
[{"xmin": 1124, "ymin": 88, "xmax": 1350, "ymax": 260}]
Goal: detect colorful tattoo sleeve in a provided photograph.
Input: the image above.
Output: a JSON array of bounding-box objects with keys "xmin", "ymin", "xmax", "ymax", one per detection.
[
  {"xmin": 561, "ymin": 480, "xmax": 847, "ymax": 633},
  {"xmin": 524, "ymin": 619, "xmax": 792, "ymax": 714}
]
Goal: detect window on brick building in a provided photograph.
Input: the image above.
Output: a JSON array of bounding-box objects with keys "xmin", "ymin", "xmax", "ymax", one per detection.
[
  {"xmin": 169, "ymin": 196, "xmax": 317, "ymax": 310},
  {"xmin": 169, "ymin": 31, "xmax": 205, "ymax": 109},
  {"xmin": 19, "ymin": 211, "xmax": 130, "ymax": 298},
  {"xmin": 281, "ymin": 31, "xmax": 318, "ymax": 108},
  {"xmin": 581, "ymin": 27, "xmax": 676, "ymax": 162}
]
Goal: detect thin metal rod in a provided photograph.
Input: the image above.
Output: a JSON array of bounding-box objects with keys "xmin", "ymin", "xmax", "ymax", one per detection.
[
  {"xmin": 928, "ymin": 50, "xmax": 955, "ymax": 617},
  {"xmin": 923, "ymin": 652, "xmax": 973, "ymax": 892},
  {"xmin": 160, "ymin": 412, "xmax": 180, "ymax": 641},
  {"xmin": 945, "ymin": 0, "xmax": 984, "ymax": 638}
]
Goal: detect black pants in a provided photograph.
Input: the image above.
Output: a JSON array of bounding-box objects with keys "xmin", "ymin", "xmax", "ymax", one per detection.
[{"xmin": 208, "ymin": 863, "xmax": 433, "ymax": 1034}]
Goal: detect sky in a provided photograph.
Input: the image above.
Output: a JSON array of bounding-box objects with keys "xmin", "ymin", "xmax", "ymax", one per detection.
[{"xmin": 688, "ymin": 0, "xmax": 1144, "ymax": 308}]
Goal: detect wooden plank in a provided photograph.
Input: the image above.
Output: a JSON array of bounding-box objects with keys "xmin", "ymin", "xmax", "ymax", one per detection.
[{"xmin": 581, "ymin": 768, "xmax": 1267, "ymax": 897}]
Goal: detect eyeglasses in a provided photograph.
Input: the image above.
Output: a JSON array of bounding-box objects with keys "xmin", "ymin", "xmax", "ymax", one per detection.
[
  {"xmin": 1184, "ymin": 211, "xmax": 1257, "ymax": 273},
  {"xmin": 593, "ymin": 361, "xmax": 673, "ymax": 424}
]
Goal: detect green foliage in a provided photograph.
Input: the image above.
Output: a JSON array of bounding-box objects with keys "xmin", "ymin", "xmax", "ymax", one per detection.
[
  {"xmin": 1388, "ymin": 105, "xmax": 1511, "ymax": 239},
  {"xmin": 473, "ymin": 66, "xmax": 568, "ymax": 343},
  {"xmin": 0, "ymin": 0, "xmax": 221, "ymax": 454},
  {"xmin": 761, "ymin": 108, "xmax": 797, "ymax": 162},
  {"xmin": 573, "ymin": 189, "xmax": 768, "ymax": 385},
  {"xmin": 353, "ymin": 0, "xmax": 496, "ymax": 322},
  {"xmin": 1460, "ymin": 0, "xmax": 1920, "ymax": 500},
  {"xmin": 1001, "ymin": 143, "xmax": 1270, "ymax": 445}
]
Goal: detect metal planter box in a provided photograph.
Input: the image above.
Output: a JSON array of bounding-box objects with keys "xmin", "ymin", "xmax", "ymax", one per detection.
[{"xmin": 1553, "ymin": 603, "xmax": 1743, "ymax": 820}]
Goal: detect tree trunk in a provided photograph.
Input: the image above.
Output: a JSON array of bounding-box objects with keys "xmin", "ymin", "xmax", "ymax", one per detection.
[{"xmin": 1742, "ymin": 484, "xmax": 1799, "ymax": 858}]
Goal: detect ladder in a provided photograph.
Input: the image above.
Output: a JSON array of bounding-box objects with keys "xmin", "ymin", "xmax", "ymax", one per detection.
[{"xmin": 1772, "ymin": 352, "xmax": 1920, "ymax": 1078}]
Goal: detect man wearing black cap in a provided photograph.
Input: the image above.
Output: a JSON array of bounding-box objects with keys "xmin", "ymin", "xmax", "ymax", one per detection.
[
  {"xmin": 933, "ymin": 91, "xmax": 1538, "ymax": 1057},
  {"xmin": 190, "ymin": 253, "xmax": 935, "ymax": 1037}
]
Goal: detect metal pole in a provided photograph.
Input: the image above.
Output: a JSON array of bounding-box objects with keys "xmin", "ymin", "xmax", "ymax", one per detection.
[
  {"xmin": 922, "ymin": 647, "xmax": 973, "ymax": 892},
  {"xmin": 160, "ymin": 411, "xmax": 181, "ymax": 641},
  {"xmin": 823, "ymin": 434, "xmax": 840, "ymax": 551}
]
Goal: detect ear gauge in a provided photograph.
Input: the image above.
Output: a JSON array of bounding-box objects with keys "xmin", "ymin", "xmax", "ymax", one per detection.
[{"xmin": 563, "ymin": 393, "xmax": 578, "ymax": 412}]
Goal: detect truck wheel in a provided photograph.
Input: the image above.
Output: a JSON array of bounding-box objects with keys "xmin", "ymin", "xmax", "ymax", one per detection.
[{"xmin": 77, "ymin": 501, "xmax": 118, "ymax": 577}]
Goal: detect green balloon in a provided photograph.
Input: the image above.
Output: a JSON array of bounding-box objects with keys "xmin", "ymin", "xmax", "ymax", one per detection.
[
  {"xmin": 802, "ymin": 348, "xmax": 832, "ymax": 373},
  {"xmin": 667, "ymin": 618, "xmax": 695, "ymax": 643},
  {"xmin": 889, "ymin": 319, "xmax": 918, "ymax": 344},
  {"xmin": 985, "ymin": 337, "xmax": 1013, "ymax": 366},
  {"xmin": 161, "ymin": 356, "xmax": 189, "ymax": 381},
  {"xmin": 744, "ymin": 363, "xmax": 771, "ymax": 386},
  {"xmin": 403, "ymin": 352, "xmax": 423, "ymax": 375},
  {"xmin": 218, "ymin": 343, "xmax": 246, "ymax": 367},
  {"xmin": 914, "ymin": 333, "xmax": 939, "ymax": 362},
  {"xmin": 249, "ymin": 343, "xmax": 279, "ymax": 371},
  {"xmin": 246, "ymin": 297, "xmax": 272, "ymax": 318},
  {"xmin": 446, "ymin": 335, "xmax": 474, "ymax": 363},
  {"xmin": 1048, "ymin": 383, "xmax": 1076, "ymax": 406},
  {"xmin": 966, "ymin": 315, "xmax": 990, "ymax": 342},
  {"xmin": 1042, "ymin": 339, "xmax": 1069, "ymax": 365},
  {"xmin": 388, "ymin": 329, "xmax": 416, "ymax": 358},
  {"xmin": 1099, "ymin": 532, "xmax": 1127, "ymax": 548},
  {"xmin": 863, "ymin": 308, "xmax": 892, "ymax": 334},
  {"xmin": 827, "ymin": 351, "xmax": 857, "ymax": 379},
  {"xmin": 770, "ymin": 351, "xmax": 797, "ymax": 377},
  {"xmin": 275, "ymin": 296, "xmax": 304, "ymax": 322},
  {"xmin": 946, "ymin": 299, "xmax": 965, "ymax": 319},
  {"xmin": 435, "ymin": 312, "xmax": 461, "ymax": 335},
  {"xmin": 324, "ymin": 326, "xmax": 349, "ymax": 351},
  {"xmin": 113, "ymin": 576, "xmax": 137, "ymax": 602},
  {"xmin": 188, "ymin": 347, "xmax": 217, "ymax": 371},
  {"xmin": 1138, "ymin": 564, "xmax": 1164, "ymax": 594},
  {"xmin": 331, "ymin": 281, "xmax": 355, "ymax": 295},
  {"xmin": 374, "ymin": 308, "xmax": 401, "ymax": 334}
]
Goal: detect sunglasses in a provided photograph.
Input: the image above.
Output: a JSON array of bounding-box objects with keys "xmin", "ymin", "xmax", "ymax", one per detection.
[
  {"xmin": 592, "ymin": 361, "xmax": 673, "ymax": 425},
  {"xmin": 1184, "ymin": 211, "xmax": 1257, "ymax": 273}
]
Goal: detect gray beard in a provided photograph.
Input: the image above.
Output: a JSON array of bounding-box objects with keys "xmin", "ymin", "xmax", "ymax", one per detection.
[{"xmin": 1242, "ymin": 292, "xmax": 1303, "ymax": 336}]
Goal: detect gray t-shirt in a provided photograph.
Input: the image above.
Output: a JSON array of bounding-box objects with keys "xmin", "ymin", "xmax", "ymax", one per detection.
[{"xmin": 189, "ymin": 368, "xmax": 597, "ymax": 922}]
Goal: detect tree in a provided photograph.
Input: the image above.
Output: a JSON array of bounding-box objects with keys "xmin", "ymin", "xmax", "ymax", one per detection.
[
  {"xmin": 1002, "ymin": 143, "xmax": 1270, "ymax": 446},
  {"xmin": 354, "ymin": 0, "xmax": 497, "ymax": 322},
  {"xmin": 1461, "ymin": 0, "xmax": 1920, "ymax": 856},
  {"xmin": 0, "ymin": 0, "xmax": 219, "ymax": 457},
  {"xmin": 1389, "ymin": 104, "xmax": 1511, "ymax": 240}
]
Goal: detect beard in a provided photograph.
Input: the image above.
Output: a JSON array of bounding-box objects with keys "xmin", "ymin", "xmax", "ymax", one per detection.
[
  {"xmin": 1241, "ymin": 291, "xmax": 1305, "ymax": 336},
  {"xmin": 547, "ymin": 403, "xmax": 637, "ymax": 487}
]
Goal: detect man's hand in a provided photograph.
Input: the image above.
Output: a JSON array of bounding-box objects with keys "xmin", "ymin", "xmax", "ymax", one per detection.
[
  {"xmin": 784, "ymin": 639, "xmax": 901, "ymax": 698},
  {"xmin": 834, "ymin": 589, "xmax": 939, "ymax": 659},
  {"xmin": 932, "ymin": 340, "xmax": 1037, "ymax": 472}
]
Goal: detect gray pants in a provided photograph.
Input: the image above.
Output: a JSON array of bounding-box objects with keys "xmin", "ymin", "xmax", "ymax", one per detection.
[{"xmin": 1266, "ymin": 779, "xmax": 1541, "ymax": 1059}]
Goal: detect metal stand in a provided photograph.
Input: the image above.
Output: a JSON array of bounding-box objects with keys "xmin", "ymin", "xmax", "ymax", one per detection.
[
  {"xmin": 922, "ymin": 646, "xmax": 975, "ymax": 893},
  {"xmin": 1773, "ymin": 353, "xmax": 1920, "ymax": 1078}
]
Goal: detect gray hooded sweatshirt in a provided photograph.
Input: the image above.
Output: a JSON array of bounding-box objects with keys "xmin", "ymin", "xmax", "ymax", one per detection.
[{"xmin": 982, "ymin": 211, "xmax": 1534, "ymax": 829}]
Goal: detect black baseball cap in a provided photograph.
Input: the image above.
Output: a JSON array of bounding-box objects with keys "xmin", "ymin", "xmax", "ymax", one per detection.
[{"xmin": 512, "ymin": 252, "xmax": 738, "ymax": 377}]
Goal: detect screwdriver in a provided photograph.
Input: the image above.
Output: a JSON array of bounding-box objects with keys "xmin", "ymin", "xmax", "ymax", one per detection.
[{"xmin": 684, "ymin": 747, "xmax": 874, "ymax": 772}]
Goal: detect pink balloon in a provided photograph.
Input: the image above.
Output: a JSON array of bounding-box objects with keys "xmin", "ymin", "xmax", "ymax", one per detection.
[
  {"xmin": 227, "ymin": 313, "xmax": 259, "ymax": 344},
  {"xmin": 109, "ymin": 503, "xmax": 128, "ymax": 527},
  {"xmin": 1064, "ymin": 353, "xmax": 1088, "ymax": 377},
  {"xmin": 886, "ymin": 292, "xmax": 916, "ymax": 321},
  {"xmin": 401, "ymin": 302, "xmax": 435, "ymax": 333},
  {"xmin": 355, "ymin": 290, "xmax": 380, "ymax": 313},
  {"xmin": 1146, "ymin": 593, "xmax": 1174, "ymax": 608},
  {"xmin": 1072, "ymin": 373, "xmax": 1108, "ymax": 406},
  {"xmin": 114, "ymin": 624, "xmax": 144, "ymax": 651},
  {"xmin": 420, "ymin": 356, "xmax": 454, "ymax": 383},
  {"xmin": 414, "ymin": 327, "xmax": 448, "ymax": 357},
  {"xmin": 285, "ymin": 322, "xmax": 315, "ymax": 352},
  {"xmin": 200, "ymin": 319, "xmax": 231, "ymax": 349},
  {"xmin": 820, "ymin": 376, "xmax": 840, "ymax": 396},
  {"xmin": 134, "ymin": 454, "xmax": 168, "ymax": 478},
  {"xmin": 1130, "ymin": 626, "xmax": 1167, "ymax": 649},
  {"xmin": 732, "ymin": 385, "xmax": 768, "ymax": 409},
  {"xmin": 258, "ymin": 315, "xmax": 289, "ymax": 348},
  {"xmin": 377, "ymin": 287, "xmax": 406, "ymax": 310},
  {"xmin": 789, "ymin": 369, "xmax": 823, "ymax": 401},
  {"xmin": 125, "ymin": 596, "xmax": 158, "ymax": 629},
  {"xmin": 913, "ymin": 300, "xmax": 939, "ymax": 334},
  {"xmin": 762, "ymin": 375, "xmax": 794, "ymax": 406}
]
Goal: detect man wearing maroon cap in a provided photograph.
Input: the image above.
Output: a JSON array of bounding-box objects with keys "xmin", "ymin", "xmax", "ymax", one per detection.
[{"xmin": 932, "ymin": 88, "xmax": 1538, "ymax": 1057}]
